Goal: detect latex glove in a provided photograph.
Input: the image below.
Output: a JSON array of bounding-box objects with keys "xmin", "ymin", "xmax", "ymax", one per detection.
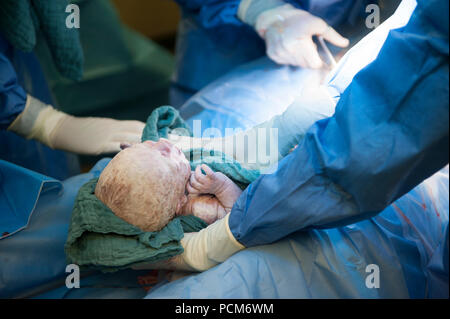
[
  {"xmin": 167, "ymin": 84, "xmax": 335, "ymax": 171},
  {"xmin": 131, "ymin": 214, "xmax": 245, "ymax": 272},
  {"xmin": 174, "ymin": 214, "xmax": 245, "ymax": 272},
  {"xmin": 167, "ymin": 130, "xmax": 279, "ymax": 172},
  {"xmin": 167, "ymin": 134, "xmax": 201, "ymax": 152},
  {"xmin": 8, "ymin": 95, "xmax": 145, "ymax": 155},
  {"xmin": 255, "ymin": 4, "xmax": 349, "ymax": 68},
  {"xmin": 132, "ymin": 214, "xmax": 244, "ymax": 272}
]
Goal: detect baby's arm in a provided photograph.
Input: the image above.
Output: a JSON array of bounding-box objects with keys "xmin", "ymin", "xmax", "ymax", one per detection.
[
  {"xmin": 187, "ymin": 164, "xmax": 242, "ymax": 213},
  {"xmin": 182, "ymin": 194, "xmax": 228, "ymax": 224}
]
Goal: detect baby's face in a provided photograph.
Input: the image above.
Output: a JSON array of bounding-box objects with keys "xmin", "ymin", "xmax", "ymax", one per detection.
[
  {"xmin": 139, "ymin": 139, "xmax": 191, "ymax": 184},
  {"xmin": 95, "ymin": 140, "xmax": 191, "ymax": 231}
]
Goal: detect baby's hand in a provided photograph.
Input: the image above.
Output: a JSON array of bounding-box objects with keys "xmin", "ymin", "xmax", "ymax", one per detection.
[
  {"xmin": 187, "ymin": 164, "xmax": 226, "ymax": 195},
  {"xmin": 187, "ymin": 164, "xmax": 242, "ymax": 213}
]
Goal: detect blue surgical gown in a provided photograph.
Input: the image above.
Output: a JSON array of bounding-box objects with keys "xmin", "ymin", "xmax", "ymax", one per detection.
[
  {"xmin": 0, "ymin": 158, "xmax": 153, "ymax": 299},
  {"xmin": 0, "ymin": 33, "xmax": 79, "ymax": 180},
  {"xmin": 0, "ymin": 33, "xmax": 27, "ymax": 129},
  {"xmin": 229, "ymin": 0, "xmax": 449, "ymax": 248},
  {"xmin": 170, "ymin": 0, "xmax": 370, "ymax": 107}
]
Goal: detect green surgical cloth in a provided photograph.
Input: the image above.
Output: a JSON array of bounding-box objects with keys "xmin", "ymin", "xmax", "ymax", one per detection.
[
  {"xmin": 65, "ymin": 179, "xmax": 207, "ymax": 272},
  {"xmin": 0, "ymin": 0, "xmax": 84, "ymax": 80},
  {"xmin": 142, "ymin": 106, "xmax": 261, "ymax": 188}
]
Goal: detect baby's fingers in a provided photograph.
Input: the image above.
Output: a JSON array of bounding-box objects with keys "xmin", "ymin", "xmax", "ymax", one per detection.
[
  {"xmin": 201, "ymin": 164, "xmax": 214, "ymax": 176},
  {"xmin": 195, "ymin": 164, "xmax": 215, "ymax": 182},
  {"xmin": 190, "ymin": 172, "xmax": 204, "ymax": 190},
  {"xmin": 194, "ymin": 165, "xmax": 208, "ymax": 183},
  {"xmin": 186, "ymin": 181, "xmax": 200, "ymax": 195}
]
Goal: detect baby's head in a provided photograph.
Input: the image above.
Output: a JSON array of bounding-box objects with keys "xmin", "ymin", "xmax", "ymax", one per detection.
[{"xmin": 95, "ymin": 140, "xmax": 191, "ymax": 232}]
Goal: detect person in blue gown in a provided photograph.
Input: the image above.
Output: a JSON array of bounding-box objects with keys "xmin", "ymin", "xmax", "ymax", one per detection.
[
  {"xmin": 164, "ymin": 0, "xmax": 448, "ymax": 298},
  {"xmin": 170, "ymin": 0, "xmax": 380, "ymax": 107}
]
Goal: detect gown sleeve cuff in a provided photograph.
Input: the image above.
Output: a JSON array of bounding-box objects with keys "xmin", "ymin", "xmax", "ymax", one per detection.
[
  {"xmin": 7, "ymin": 95, "xmax": 47, "ymax": 137},
  {"xmin": 237, "ymin": 0, "xmax": 287, "ymax": 28}
]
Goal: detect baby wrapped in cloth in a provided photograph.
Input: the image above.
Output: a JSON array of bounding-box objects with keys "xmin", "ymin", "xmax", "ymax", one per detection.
[
  {"xmin": 65, "ymin": 107, "xmax": 258, "ymax": 272},
  {"xmin": 96, "ymin": 139, "xmax": 243, "ymax": 234}
]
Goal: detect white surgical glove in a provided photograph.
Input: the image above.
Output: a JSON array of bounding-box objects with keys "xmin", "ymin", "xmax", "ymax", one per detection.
[
  {"xmin": 172, "ymin": 214, "xmax": 245, "ymax": 272},
  {"xmin": 131, "ymin": 215, "xmax": 244, "ymax": 272},
  {"xmin": 167, "ymin": 133, "xmax": 263, "ymax": 170},
  {"xmin": 8, "ymin": 95, "xmax": 145, "ymax": 155},
  {"xmin": 168, "ymin": 128, "xmax": 279, "ymax": 172},
  {"xmin": 239, "ymin": 2, "xmax": 349, "ymax": 69},
  {"xmin": 168, "ymin": 84, "xmax": 335, "ymax": 172}
]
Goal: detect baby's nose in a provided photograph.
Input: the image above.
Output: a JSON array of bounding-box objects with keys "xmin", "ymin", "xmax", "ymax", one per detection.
[{"xmin": 155, "ymin": 140, "xmax": 173, "ymax": 156}]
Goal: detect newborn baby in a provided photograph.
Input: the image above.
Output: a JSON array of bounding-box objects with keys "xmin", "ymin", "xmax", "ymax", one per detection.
[{"xmin": 95, "ymin": 139, "xmax": 242, "ymax": 232}]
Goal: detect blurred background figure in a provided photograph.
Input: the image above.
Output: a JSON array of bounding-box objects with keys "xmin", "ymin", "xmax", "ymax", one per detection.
[
  {"xmin": 27, "ymin": 0, "xmax": 402, "ymax": 172},
  {"xmin": 169, "ymin": 0, "xmax": 402, "ymax": 107},
  {"xmin": 29, "ymin": 0, "xmax": 181, "ymax": 170},
  {"xmin": 35, "ymin": 0, "xmax": 178, "ymax": 123},
  {"xmin": 23, "ymin": 0, "xmax": 405, "ymax": 137},
  {"xmin": 1, "ymin": 0, "xmax": 161, "ymax": 177}
]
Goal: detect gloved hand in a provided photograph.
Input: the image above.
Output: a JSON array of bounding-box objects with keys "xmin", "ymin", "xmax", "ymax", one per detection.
[
  {"xmin": 130, "ymin": 214, "xmax": 244, "ymax": 272},
  {"xmin": 240, "ymin": 3, "xmax": 349, "ymax": 68},
  {"xmin": 8, "ymin": 95, "xmax": 145, "ymax": 155},
  {"xmin": 167, "ymin": 84, "xmax": 336, "ymax": 171},
  {"xmin": 173, "ymin": 214, "xmax": 245, "ymax": 272}
]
